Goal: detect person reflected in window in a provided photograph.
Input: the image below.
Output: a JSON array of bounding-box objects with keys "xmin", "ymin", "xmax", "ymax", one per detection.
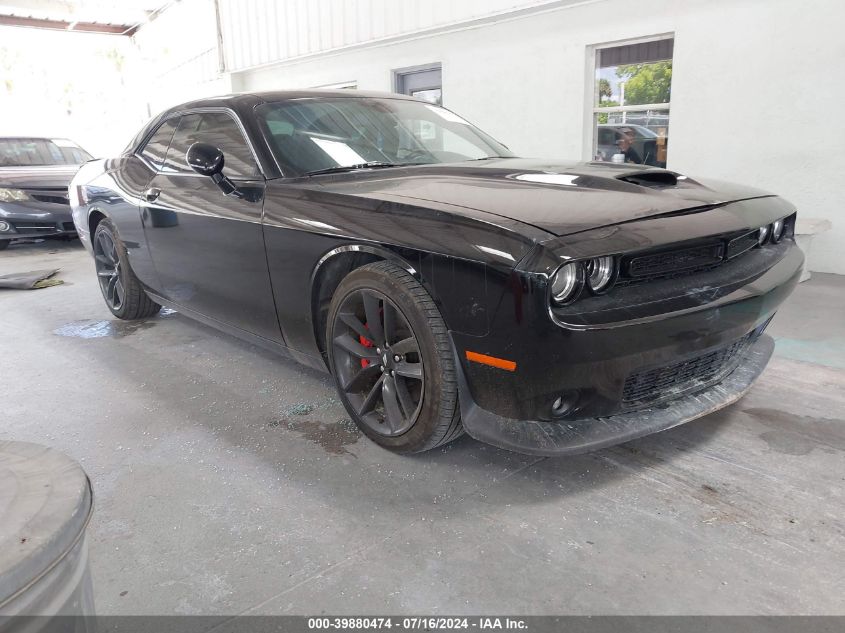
[{"xmin": 616, "ymin": 128, "xmax": 643, "ymax": 164}]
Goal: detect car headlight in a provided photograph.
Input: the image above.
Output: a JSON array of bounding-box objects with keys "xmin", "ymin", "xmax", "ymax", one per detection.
[
  {"xmin": 550, "ymin": 262, "xmax": 585, "ymax": 305},
  {"xmin": 0, "ymin": 220, "xmax": 10, "ymax": 232},
  {"xmin": 586, "ymin": 256, "xmax": 616, "ymax": 294},
  {"xmin": 757, "ymin": 225, "xmax": 770, "ymax": 246},
  {"xmin": 770, "ymin": 219, "xmax": 785, "ymax": 243},
  {"xmin": 0, "ymin": 188, "xmax": 31, "ymax": 202}
]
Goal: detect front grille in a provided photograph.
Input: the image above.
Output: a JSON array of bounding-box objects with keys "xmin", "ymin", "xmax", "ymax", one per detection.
[
  {"xmin": 622, "ymin": 334, "xmax": 752, "ymax": 405},
  {"xmin": 31, "ymin": 193, "xmax": 69, "ymax": 205},
  {"xmin": 615, "ymin": 216, "xmax": 794, "ymax": 288},
  {"xmin": 23, "ymin": 188, "xmax": 70, "ymax": 206},
  {"xmin": 726, "ymin": 231, "xmax": 758, "ymax": 259},
  {"xmin": 10, "ymin": 221, "xmax": 60, "ymax": 233},
  {"xmin": 624, "ymin": 243, "xmax": 725, "ymax": 281}
]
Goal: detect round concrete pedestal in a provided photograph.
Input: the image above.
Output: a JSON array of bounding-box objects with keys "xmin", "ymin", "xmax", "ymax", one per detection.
[{"xmin": 0, "ymin": 442, "xmax": 94, "ymax": 623}]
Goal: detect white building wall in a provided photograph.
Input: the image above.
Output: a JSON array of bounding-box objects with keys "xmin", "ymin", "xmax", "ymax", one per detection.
[
  {"xmin": 228, "ymin": 0, "xmax": 845, "ymax": 274},
  {"xmin": 129, "ymin": 0, "xmax": 231, "ymax": 117}
]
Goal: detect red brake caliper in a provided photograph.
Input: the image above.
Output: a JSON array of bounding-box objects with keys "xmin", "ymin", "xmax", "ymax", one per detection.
[{"xmin": 359, "ymin": 326, "xmax": 373, "ymax": 368}]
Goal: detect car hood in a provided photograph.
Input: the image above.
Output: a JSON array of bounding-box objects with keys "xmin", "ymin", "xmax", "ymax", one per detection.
[
  {"xmin": 315, "ymin": 158, "xmax": 775, "ymax": 237},
  {"xmin": 0, "ymin": 165, "xmax": 81, "ymax": 189}
]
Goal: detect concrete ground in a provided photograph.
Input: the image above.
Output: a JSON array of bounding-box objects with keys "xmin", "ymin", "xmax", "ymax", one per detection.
[{"xmin": 2, "ymin": 239, "xmax": 844, "ymax": 615}]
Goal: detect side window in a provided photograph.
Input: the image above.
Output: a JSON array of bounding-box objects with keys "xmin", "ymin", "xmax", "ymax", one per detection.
[
  {"xmin": 163, "ymin": 112, "xmax": 259, "ymax": 179},
  {"xmin": 138, "ymin": 118, "xmax": 179, "ymax": 170}
]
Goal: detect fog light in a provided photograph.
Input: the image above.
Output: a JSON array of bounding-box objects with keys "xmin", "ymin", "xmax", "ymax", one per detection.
[
  {"xmin": 0, "ymin": 220, "xmax": 10, "ymax": 232},
  {"xmin": 757, "ymin": 225, "xmax": 770, "ymax": 245},
  {"xmin": 771, "ymin": 219, "xmax": 785, "ymax": 243},
  {"xmin": 551, "ymin": 391, "xmax": 579, "ymax": 417}
]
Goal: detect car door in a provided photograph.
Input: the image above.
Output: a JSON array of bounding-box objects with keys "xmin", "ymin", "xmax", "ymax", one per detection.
[
  {"xmin": 104, "ymin": 117, "xmax": 179, "ymax": 291},
  {"xmin": 141, "ymin": 110, "xmax": 283, "ymax": 344}
]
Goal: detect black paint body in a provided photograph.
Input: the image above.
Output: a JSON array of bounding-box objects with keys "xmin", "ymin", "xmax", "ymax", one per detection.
[{"xmin": 70, "ymin": 91, "xmax": 803, "ymax": 453}]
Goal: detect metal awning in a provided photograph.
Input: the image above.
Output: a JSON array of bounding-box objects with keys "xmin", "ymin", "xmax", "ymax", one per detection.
[{"xmin": 0, "ymin": 0, "xmax": 174, "ymax": 36}]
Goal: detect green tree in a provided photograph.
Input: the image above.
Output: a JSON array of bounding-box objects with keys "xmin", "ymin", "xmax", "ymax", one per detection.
[
  {"xmin": 616, "ymin": 61, "xmax": 672, "ymax": 105},
  {"xmin": 598, "ymin": 78, "xmax": 612, "ymax": 103},
  {"xmin": 596, "ymin": 100, "xmax": 619, "ymax": 123}
]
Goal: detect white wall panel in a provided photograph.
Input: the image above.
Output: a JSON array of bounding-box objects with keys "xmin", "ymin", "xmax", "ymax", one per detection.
[{"xmin": 218, "ymin": 0, "xmax": 576, "ymax": 71}]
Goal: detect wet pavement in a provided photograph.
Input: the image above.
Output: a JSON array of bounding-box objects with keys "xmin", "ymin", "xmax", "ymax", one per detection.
[{"xmin": 2, "ymin": 239, "xmax": 844, "ymax": 615}]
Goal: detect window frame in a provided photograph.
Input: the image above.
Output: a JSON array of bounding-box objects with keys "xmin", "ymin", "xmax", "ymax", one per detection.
[
  {"xmin": 393, "ymin": 63, "xmax": 443, "ymax": 104},
  {"xmin": 583, "ymin": 33, "xmax": 674, "ymax": 162},
  {"xmin": 134, "ymin": 107, "xmax": 265, "ymax": 180}
]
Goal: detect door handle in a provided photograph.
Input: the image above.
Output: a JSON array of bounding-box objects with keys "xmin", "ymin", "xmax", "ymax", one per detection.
[{"xmin": 144, "ymin": 188, "xmax": 161, "ymax": 202}]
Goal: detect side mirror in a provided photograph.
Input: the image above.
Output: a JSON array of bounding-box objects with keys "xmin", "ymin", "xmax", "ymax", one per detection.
[
  {"xmin": 186, "ymin": 142, "xmax": 240, "ymax": 197},
  {"xmin": 186, "ymin": 142, "xmax": 224, "ymax": 177}
]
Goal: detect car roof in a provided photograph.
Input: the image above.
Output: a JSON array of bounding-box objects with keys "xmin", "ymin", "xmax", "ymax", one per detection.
[
  {"xmin": 165, "ymin": 89, "xmax": 420, "ymax": 115},
  {"xmin": 0, "ymin": 136, "xmax": 71, "ymax": 141}
]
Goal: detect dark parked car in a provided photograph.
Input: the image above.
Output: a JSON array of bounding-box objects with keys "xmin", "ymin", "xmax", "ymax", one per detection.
[
  {"xmin": 596, "ymin": 123, "xmax": 665, "ymax": 167},
  {"xmin": 69, "ymin": 91, "xmax": 802, "ymax": 456},
  {"xmin": 0, "ymin": 137, "xmax": 92, "ymax": 249}
]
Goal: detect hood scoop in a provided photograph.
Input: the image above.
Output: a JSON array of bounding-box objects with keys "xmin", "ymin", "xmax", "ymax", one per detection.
[{"xmin": 617, "ymin": 170, "xmax": 679, "ymax": 189}]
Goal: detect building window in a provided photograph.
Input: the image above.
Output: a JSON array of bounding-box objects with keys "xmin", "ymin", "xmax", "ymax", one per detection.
[
  {"xmin": 591, "ymin": 37, "xmax": 673, "ymax": 167},
  {"xmin": 394, "ymin": 64, "xmax": 442, "ymax": 105}
]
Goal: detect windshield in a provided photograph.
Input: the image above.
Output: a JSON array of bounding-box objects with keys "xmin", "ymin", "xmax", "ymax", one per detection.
[
  {"xmin": 256, "ymin": 98, "xmax": 513, "ymax": 176},
  {"xmin": 0, "ymin": 138, "xmax": 92, "ymax": 167}
]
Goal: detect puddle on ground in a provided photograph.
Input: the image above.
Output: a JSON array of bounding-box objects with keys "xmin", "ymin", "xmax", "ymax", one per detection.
[
  {"xmin": 268, "ymin": 417, "xmax": 360, "ymax": 456},
  {"xmin": 54, "ymin": 309, "xmax": 177, "ymax": 339},
  {"xmin": 743, "ymin": 407, "xmax": 844, "ymax": 455},
  {"xmin": 54, "ymin": 319, "xmax": 154, "ymax": 338}
]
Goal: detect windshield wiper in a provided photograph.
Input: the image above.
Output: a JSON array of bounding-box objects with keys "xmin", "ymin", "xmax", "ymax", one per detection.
[{"xmin": 306, "ymin": 161, "xmax": 404, "ymax": 176}]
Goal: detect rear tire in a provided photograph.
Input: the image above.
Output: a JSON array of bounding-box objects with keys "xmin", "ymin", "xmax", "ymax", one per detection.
[
  {"xmin": 327, "ymin": 261, "xmax": 463, "ymax": 454},
  {"xmin": 92, "ymin": 218, "xmax": 160, "ymax": 320}
]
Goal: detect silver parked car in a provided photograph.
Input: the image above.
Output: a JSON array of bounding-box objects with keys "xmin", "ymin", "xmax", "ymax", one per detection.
[{"xmin": 0, "ymin": 137, "xmax": 92, "ymax": 250}]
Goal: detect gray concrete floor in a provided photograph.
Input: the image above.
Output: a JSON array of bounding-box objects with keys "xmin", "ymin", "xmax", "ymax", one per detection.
[{"xmin": 2, "ymin": 239, "xmax": 844, "ymax": 615}]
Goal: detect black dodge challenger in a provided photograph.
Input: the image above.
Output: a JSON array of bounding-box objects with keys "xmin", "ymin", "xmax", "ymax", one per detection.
[{"xmin": 69, "ymin": 90, "xmax": 802, "ymax": 456}]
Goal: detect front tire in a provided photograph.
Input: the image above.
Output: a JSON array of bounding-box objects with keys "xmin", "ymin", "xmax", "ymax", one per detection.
[
  {"xmin": 0, "ymin": 240, "xmax": 10, "ymax": 251},
  {"xmin": 93, "ymin": 219, "xmax": 161, "ymax": 320},
  {"xmin": 327, "ymin": 261, "xmax": 463, "ymax": 454}
]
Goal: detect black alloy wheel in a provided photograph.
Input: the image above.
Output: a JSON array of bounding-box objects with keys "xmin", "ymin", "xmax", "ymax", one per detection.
[
  {"xmin": 91, "ymin": 218, "xmax": 161, "ymax": 320},
  {"xmin": 94, "ymin": 227, "xmax": 125, "ymax": 311},
  {"xmin": 332, "ymin": 289, "xmax": 424, "ymax": 436},
  {"xmin": 327, "ymin": 261, "xmax": 463, "ymax": 453}
]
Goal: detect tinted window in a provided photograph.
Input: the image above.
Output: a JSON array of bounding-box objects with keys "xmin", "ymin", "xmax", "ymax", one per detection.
[
  {"xmin": 138, "ymin": 119, "xmax": 178, "ymax": 169},
  {"xmin": 163, "ymin": 112, "xmax": 258, "ymax": 179},
  {"xmin": 0, "ymin": 138, "xmax": 92, "ymax": 166}
]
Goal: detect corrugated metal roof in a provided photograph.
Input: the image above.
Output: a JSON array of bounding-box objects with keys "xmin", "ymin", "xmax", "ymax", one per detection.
[{"xmin": 0, "ymin": 0, "xmax": 174, "ymax": 35}]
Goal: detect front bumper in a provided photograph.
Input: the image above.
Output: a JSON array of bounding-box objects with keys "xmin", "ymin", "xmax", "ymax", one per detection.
[
  {"xmin": 0, "ymin": 201, "xmax": 76, "ymax": 241},
  {"xmin": 456, "ymin": 333, "xmax": 774, "ymax": 456}
]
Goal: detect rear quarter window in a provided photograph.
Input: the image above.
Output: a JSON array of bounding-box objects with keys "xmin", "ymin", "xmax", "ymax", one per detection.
[{"xmin": 138, "ymin": 118, "xmax": 179, "ymax": 170}]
